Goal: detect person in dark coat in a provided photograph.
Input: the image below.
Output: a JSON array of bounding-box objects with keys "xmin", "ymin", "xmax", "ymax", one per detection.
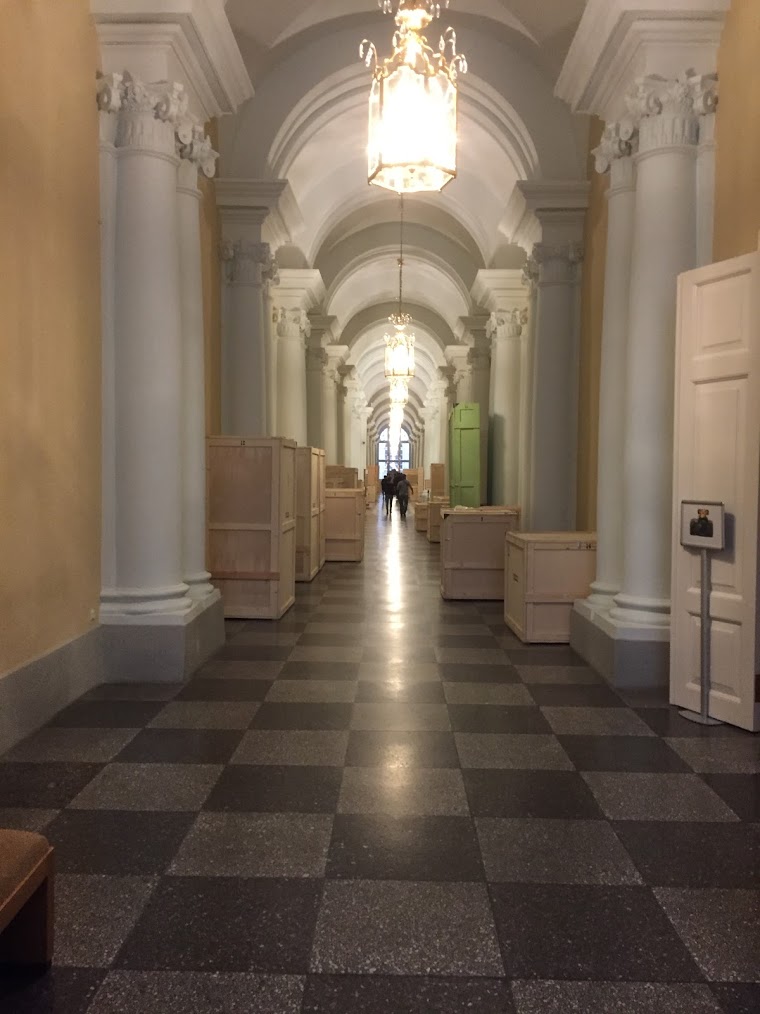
[
  {"xmin": 395, "ymin": 473, "xmax": 412, "ymax": 518},
  {"xmin": 381, "ymin": 473, "xmax": 394, "ymax": 516}
]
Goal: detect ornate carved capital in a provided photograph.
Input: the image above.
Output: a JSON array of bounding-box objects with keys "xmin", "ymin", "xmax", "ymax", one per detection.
[
  {"xmin": 276, "ymin": 307, "xmax": 310, "ymax": 341},
  {"xmin": 625, "ymin": 73, "xmax": 699, "ymax": 153},
  {"xmin": 96, "ymin": 72, "xmax": 124, "ymax": 114},
  {"xmin": 306, "ymin": 347, "xmax": 327, "ymax": 371},
  {"xmin": 487, "ymin": 307, "xmax": 528, "ymax": 342},
  {"xmin": 689, "ymin": 72, "xmax": 719, "ymax": 116},
  {"xmin": 223, "ymin": 240, "xmax": 274, "ymax": 286},
  {"xmin": 111, "ymin": 72, "xmax": 188, "ymax": 156},
  {"xmin": 176, "ymin": 121, "xmax": 218, "ymax": 178},
  {"xmin": 531, "ymin": 243, "xmax": 582, "ymax": 286},
  {"xmin": 593, "ymin": 121, "xmax": 638, "ymax": 174},
  {"xmin": 522, "ymin": 256, "xmax": 539, "ymax": 295}
]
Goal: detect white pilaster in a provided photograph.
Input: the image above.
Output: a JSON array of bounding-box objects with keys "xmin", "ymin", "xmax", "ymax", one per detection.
[
  {"xmin": 101, "ymin": 74, "xmax": 190, "ymax": 617},
  {"xmin": 587, "ymin": 130, "xmax": 637, "ymax": 606},
  {"xmin": 692, "ymin": 73, "xmax": 719, "ymax": 267},
  {"xmin": 322, "ymin": 345, "xmax": 347, "ymax": 462},
  {"xmin": 610, "ymin": 74, "xmax": 700, "ymax": 628}
]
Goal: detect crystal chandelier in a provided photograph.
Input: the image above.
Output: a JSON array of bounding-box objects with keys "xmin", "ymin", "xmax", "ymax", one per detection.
[
  {"xmin": 361, "ymin": 0, "xmax": 467, "ymax": 194},
  {"xmin": 384, "ymin": 195, "xmax": 416, "ymax": 380},
  {"xmin": 389, "ymin": 376, "xmax": 409, "ymax": 406}
]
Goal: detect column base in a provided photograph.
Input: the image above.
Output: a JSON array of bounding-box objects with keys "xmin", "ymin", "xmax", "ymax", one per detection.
[
  {"xmin": 571, "ymin": 598, "xmax": 670, "ymax": 689},
  {"xmin": 185, "ymin": 571, "xmax": 215, "ymax": 600},
  {"xmin": 99, "ymin": 589, "xmax": 224, "ymax": 683},
  {"xmin": 609, "ymin": 591, "xmax": 670, "ymax": 627},
  {"xmin": 100, "ymin": 582, "xmax": 193, "ymax": 616},
  {"xmin": 587, "ymin": 579, "xmax": 619, "ymax": 609}
]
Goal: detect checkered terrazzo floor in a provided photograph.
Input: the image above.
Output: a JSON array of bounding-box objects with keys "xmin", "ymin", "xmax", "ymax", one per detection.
[{"xmin": 1, "ymin": 504, "xmax": 758, "ymax": 1013}]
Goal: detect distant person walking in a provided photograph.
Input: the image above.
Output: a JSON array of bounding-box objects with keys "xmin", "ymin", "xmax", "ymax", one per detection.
[
  {"xmin": 396, "ymin": 473, "xmax": 412, "ymax": 518},
  {"xmin": 381, "ymin": 472, "xmax": 395, "ymax": 516}
]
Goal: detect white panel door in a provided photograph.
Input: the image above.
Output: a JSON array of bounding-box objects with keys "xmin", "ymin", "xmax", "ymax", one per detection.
[{"xmin": 671, "ymin": 251, "xmax": 760, "ymax": 730}]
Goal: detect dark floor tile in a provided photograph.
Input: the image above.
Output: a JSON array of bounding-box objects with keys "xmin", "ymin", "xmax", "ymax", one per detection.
[
  {"xmin": 506, "ymin": 647, "xmax": 586, "ymax": 666},
  {"xmin": 279, "ymin": 661, "xmax": 359, "ymax": 681},
  {"xmin": 435, "ymin": 635, "xmax": 499, "ymax": 649},
  {"xmin": 45, "ymin": 810, "xmax": 194, "ymax": 874},
  {"xmin": 175, "ymin": 679, "xmax": 272, "ymax": 701},
  {"xmin": 83, "ymin": 683, "xmax": 182, "ymax": 701},
  {"xmin": 49, "ymin": 700, "xmax": 163, "ymax": 729},
  {"xmin": 464, "ymin": 770, "xmax": 604, "ymax": 818},
  {"xmin": 355, "ymin": 681, "xmax": 445, "ymax": 703},
  {"xmin": 490, "ymin": 883, "xmax": 702, "ymax": 981},
  {"xmin": 309, "ymin": 613, "xmax": 367, "ymax": 625},
  {"xmin": 449, "ymin": 704, "xmax": 551, "ymax": 734},
  {"xmin": 344, "ymin": 731, "xmax": 459, "ymax": 768},
  {"xmin": 711, "ymin": 983, "xmax": 760, "ymax": 1014},
  {"xmin": 198, "ymin": 659, "xmax": 284, "ymax": 680},
  {"xmin": 0, "ymin": 967, "xmax": 106, "ymax": 1014},
  {"xmin": 217, "ymin": 644, "xmax": 293, "ymax": 661},
  {"xmin": 438, "ymin": 663, "xmax": 521, "ymax": 684},
  {"xmin": 364, "ymin": 645, "xmax": 437, "ymax": 663},
  {"xmin": 634, "ymin": 708, "xmax": 751, "ymax": 738},
  {"xmin": 115, "ymin": 729, "xmax": 244, "ymax": 764},
  {"xmin": 115, "ymin": 877, "xmax": 321, "ymax": 972},
  {"xmin": 203, "ymin": 765, "xmax": 342, "ymax": 813},
  {"xmin": 701, "ymin": 774, "xmax": 760, "ymax": 821},
  {"xmin": 511, "ymin": 980, "xmax": 722, "ymax": 1013},
  {"xmin": 251, "ymin": 703, "xmax": 353, "ymax": 731},
  {"xmin": 0, "ymin": 762, "xmax": 101, "ymax": 808},
  {"xmin": 558, "ymin": 735, "xmax": 691, "ymax": 772},
  {"xmin": 302, "ymin": 975, "xmax": 515, "ymax": 1013},
  {"xmin": 88, "ymin": 971, "xmax": 304, "ymax": 1014},
  {"xmin": 614, "ymin": 821, "xmax": 760, "ymax": 887},
  {"xmin": 528, "ymin": 684, "xmax": 624, "ymax": 708},
  {"xmin": 298, "ymin": 634, "xmax": 361, "ymax": 647},
  {"xmin": 326, "ymin": 814, "xmax": 483, "ymax": 881}
]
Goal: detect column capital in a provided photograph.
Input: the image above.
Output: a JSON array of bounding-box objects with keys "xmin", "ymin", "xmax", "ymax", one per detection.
[
  {"xmin": 98, "ymin": 71, "xmax": 187, "ymax": 157},
  {"xmin": 275, "ymin": 307, "xmax": 310, "ymax": 342},
  {"xmin": 625, "ymin": 73, "xmax": 700, "ymax": 153},
  {"xmin": 222, "ymin": 240, "xmax": 275, "ymax": 286},
  {"xmin": 176, "ymin": 120, "xmax": 218, "ymax": 178},
  {"xmin": 487, "ymin": 308, "xmax": 528, "ymax": 343},
  {"xmin": 593, "ymin": 121, "xmax": 639, "ymax": 174},
  {"xmin": 532, "ymin": 241, "xmax": 583, "ymax": 287}
]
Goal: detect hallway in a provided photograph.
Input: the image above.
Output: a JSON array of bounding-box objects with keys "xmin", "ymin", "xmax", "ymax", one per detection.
[{"xmin": 1, "ymin": 505, "xmax": 758, "ymax": 1013}]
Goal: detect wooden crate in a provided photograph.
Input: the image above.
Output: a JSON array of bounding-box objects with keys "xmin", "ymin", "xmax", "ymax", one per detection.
[
  {"xmin": 430, "ymin": 463, "xmax": 446, "ymax": 497},
  {"xmin": 207, "ymin": 436, "xmax": 296, "ymax": 619},
  {"xmin": 414, "ymin": 500, "xmax": 429, "ymax": 533},
  {"xmin": 326, "ymin": 465, "xmax": 359, "ymax": 489},
  {"xmin": 441, "ymin": 507, "xmax": 521, "ymax": 600},
  {"xmin": 364, "ymin": 465, "xmax": 379, "ymax": 485},
  {"xmin": 365, "ymin": 482, "xmax": 379, "ymax": 507},
  {"xmin": 404, "ymin": 468, "xmax": 423, "ymax": 500},
  {"xmin": 295, "ymin": 446, "xmax": 325, "ymax": 583},
  {"xmin": 316, "ymin": 449, "xmax": 326, "ymax": 570},
  {"xmin": 505, "ymin": 532, "xmax": 597, "ymax": 643},
  {"xmin": 325, "ymin": 489, "xmax": 365, "ymax": 562},
  {"xmin": 426, "ymin": 498, "xmax": 450, "ymax": 543}
]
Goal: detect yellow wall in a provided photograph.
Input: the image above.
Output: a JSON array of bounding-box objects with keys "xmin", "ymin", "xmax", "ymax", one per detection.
[
  {"xmin": 0, "ymin": 1, "xmax": 101, "ymax": 676},
  {"xmin": 201, "ymin": 120, "xmax": 223, "ymax": 436},
  {"xmin": 576, "ymin": 116, "xmax": 607, "ymax": 530},
  {"xmin": 713, "ymin": 0, "xmax": 760, "ymax": 261}
]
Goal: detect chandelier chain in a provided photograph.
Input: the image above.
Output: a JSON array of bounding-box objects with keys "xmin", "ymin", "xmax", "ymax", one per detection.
[{"xmin": 398, "ymin": 193, "xmax": 404, "ymax": 315}]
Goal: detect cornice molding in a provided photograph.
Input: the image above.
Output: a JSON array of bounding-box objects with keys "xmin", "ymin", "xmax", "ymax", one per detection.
[
  {"xmin": 215, "ymin": 178, "xmax": 288, "ymax": 212},
  {"xmin": 555, "ymin": 0, "xmax": 729, "ymax": 120},
  {"xmin": 91, "ymin": 0, "xmax": 252, "ymax": 118}
]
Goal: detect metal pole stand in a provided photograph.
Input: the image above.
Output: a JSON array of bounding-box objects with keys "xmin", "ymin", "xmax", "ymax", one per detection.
[{"xmin": 679, "ymin": 548, "xmax": 723, "ymax": 726}]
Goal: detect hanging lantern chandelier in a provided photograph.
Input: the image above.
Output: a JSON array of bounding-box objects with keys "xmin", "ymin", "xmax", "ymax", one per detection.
[
  {"xmin": 360, "ymin": 0, "xmax": 467, "ymax": 194},
  {"xmin": 384, "ymin": 194, "xmax": 416, "ymax": 381}
]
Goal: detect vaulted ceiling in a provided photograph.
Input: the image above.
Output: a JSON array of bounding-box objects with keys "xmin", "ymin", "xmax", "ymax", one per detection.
[{"xmin": 219, "ymin": 0, "xmax": 590, "ymax": 431}]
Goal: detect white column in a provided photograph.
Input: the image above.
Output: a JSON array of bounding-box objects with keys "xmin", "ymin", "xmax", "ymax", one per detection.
[
  {"xmin": 101, "ymin": 73, "xmax": 190, "ymax": 616},
  {"xmin": 220, "ymin": 233, "xmax": 272, "ymax": 435},
  {"xmin": 177, "ymin": 125, "xmax": 217, "ymax": 599},
  {"xmin": 274, "ymin": 308, "xmax": 308, "ymax": 444},
  {"xmin": 610, "ymin": 74, "xmax": 699, "ymax": 628},
  {"xmin": 530, "ymin": 241, "xmax": 583, "ymax": 531},
  {"xmin": 518, "ymin": 260, "xmax": 539, "ymax": 519},
  {"xmin": 305, "ymin": 347, "xmax": 325, "ymax": 448},
  {"xmin": 587, "ymin": 127, "xmax": 637, "ymax": 606},
  {"xmin": 96, "ymin": 75, "xmax": 120, "ymax": 597},
  {"xmin": 488, "ymin": 308, "xmax": 526, "ymax": 505},
  {"xmin": 322, "ymin": 345, "xmax": 346, "ymax": 462},
  {"xmin": 692, "ymin": 73, "xmax": 718, "ymax": 268}
]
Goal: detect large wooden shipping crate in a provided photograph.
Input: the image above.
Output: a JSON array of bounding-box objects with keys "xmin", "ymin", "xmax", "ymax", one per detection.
[
  {"xmin": 325, "ymin": 489, "xmax": 365, "ymax": 561},
  {"xmin": 326, "ymin": 465, "xmax": 359, "ymax": 489},
  {"xmin": 430, "ymin": 464, "xmax": 446, "ymax": 497},
  {"xmin": 426, "ymin": 498, "xmax": 450, "ymax": 543},
  {"xmin": 414, "ymin": 500, "xmax": 429, "ymax": 533},
  {"xmin": 296, "ymin": 447, "xmax": 325, "ymax": 582},
  {"xmin": 404, "ymin": 468, "xmax": 423, "ymax": 500},
  {"xmin": 505, "ymin": 532, "xmax": 597, "ymax": 643},
  {"xmin": 207, "ymin": 436, "xmax": 297, "ymax": 619},
  {"xmin": 364, "ymin": 465, "xmax": 379, "ymax": 485},
  {"xmin": 441, "ymin": 507, "xmax": 521, "ymax": 600}
]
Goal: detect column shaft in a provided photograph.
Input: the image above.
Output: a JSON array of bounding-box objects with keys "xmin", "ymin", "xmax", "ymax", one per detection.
[
  {"xmin": 489, "ymin": 320, "xmax": 523, "ymax": 506},
  {"xmin": 225, "ymin": 243, "xmax": 269, "ymax": 435},
  {"xmin": 276, "ymin": 311, "xmax": 308, "ymax": 444}
]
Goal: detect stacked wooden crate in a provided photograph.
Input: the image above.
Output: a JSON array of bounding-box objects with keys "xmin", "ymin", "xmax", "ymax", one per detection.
[
  {"xmin": 505, "ymin": 532, "xmax": 597, "ymax": 643},
  {"xmin": 364, "ymin": 466, "xmax": 380, "ymax": 505},
  {"xmin": 440, "ymin": 507, "xmax": 521, "ymax": 600},
  {"xmin": 404, "ymin": 467, "xmax": 423, "ymax": 500},
  {"xmin": 295, "ymin": 447, "xmax": 326, "ymax": 582},
  {"xmin": 414, "ymin": 500, "xmax": 429, "ymax": 533},
  {"xmin": 426, "ymin": 498, "xmax": 450, "ymax": 544},
  {"xmin": 326, "ymin": 465, "xmax": 359, "ymax": 489},
  {"xmin": 207, "ymin": 436, "xmax": 296, "ymax": 619},
  {"xmin": 430, "ymin": 463, "xmax": 446, "ymax": 498},
  {"xmin": 325, "ymin": 488, "xmax": 365, "ymax": 561}
]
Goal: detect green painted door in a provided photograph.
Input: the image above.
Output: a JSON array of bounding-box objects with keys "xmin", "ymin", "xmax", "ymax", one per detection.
[{"xmin": 449, "ymin": 402, "xmax": 481, "ymax": 507}]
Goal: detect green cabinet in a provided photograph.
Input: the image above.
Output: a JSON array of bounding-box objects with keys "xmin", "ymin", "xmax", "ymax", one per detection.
[{"xmin": 449, "ymin": 402, "xmax": 481, "ymax": 507}]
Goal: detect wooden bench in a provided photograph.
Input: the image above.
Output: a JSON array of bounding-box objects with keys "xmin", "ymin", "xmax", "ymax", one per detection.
[{"xmin": 0, "ymin": 830, "xmax": 54, "ymax": 967}]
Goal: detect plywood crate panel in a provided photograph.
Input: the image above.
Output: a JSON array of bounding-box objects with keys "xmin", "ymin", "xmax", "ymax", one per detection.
[
  {"xmin": 325, "ymin": 489, "xmax": 365, "ymax": 562},
  {"xmin": 441, "ymin": 507, "xmax": 521, "ymax": 600},
  {"xmin": 317, "ymin": 449, "xmax": 326, "ymax": 569},
  {"xmin": 426, "ymin": 498, "xmax": 450, "ymax": 544},
  {"xmin": 404, "ymin": 468, "xmax": 423, "ymax": 500},
  {"xmin": 207, "ymin": 436, "xmax": 297, "ymax": 619},
  {"xmin": 505, "ymin": 531, "xmax": 597, "ymax": 643},
  {"xmin": 414, "ymin": 501, "xmax": 429, "ymax": 533},
  {"xmin": 364, "ymin": 465, "xmax": 379, "ymax": 485},
  {"xmin": 430, "ymin": 463, "xmax": 446, "ymax": 498},
  {"xmin": 296, "ymin": 446, "xmax": 325, "ymax": 582},
  {"xmin": 326, "ymin": 465, "xmax": 359, "ymax": 489}
]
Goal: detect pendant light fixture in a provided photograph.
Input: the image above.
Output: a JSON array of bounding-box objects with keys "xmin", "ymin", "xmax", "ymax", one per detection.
[
  {"xmin": 360, "ymin": 0, "xmax": 467, "ymax": 194},
  {"xmin": 384, "ymin": 194, "xmax": 416, "ymax": 381}
]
